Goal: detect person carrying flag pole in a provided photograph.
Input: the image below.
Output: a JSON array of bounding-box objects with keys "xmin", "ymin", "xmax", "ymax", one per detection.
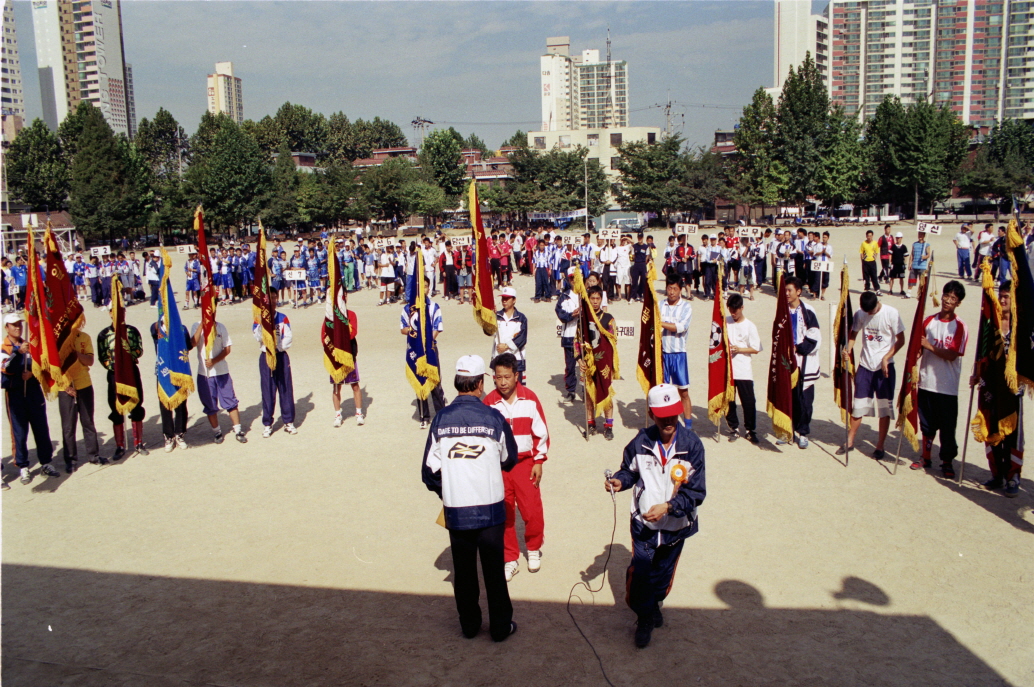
[
  {"xmin": 573, "ymin": 268, "xmax": 619, "ymax": 440},
  {"xmin": 468, "ymin": 180, "xmax": 497, "ymax": 337},
  {"xmin": 150, "ymin": 249, "xmax": 195, "ymax": 452},
  {"xmin": 402, "ymin": 249, "xmax": 445, "ymax": 429},
  {"xmin": 97, "ymin": 274, "xmax": 148, "ymax": 459},
  {"xmin": 890, "ymin": 272, "xmax": 931, "ymax": 475},
  {"xmin": 323, "ymin": 248, "xmax": 363, "ymax": 428},
  {"xmin": 707, "ymin": 262, "xmax": 734, "ymax": 440},
  {"xmin": 194, "ymin": 207, "xmax": 219, "ymax": 360},
  {"xmin": 657, "ymin": 263, "xmax": 693, "ymax": 424},
  {"xmin": 832, "ymin": 259, "xmax": 854, "ymax": 463}
]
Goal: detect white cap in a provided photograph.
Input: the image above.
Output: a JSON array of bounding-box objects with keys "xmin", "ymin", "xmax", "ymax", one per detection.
[
  {"xmin": 455, "ymin": 355, "xmax": 486, "ymax": 377},
  {"xmin": 647, "ymin": 384, "xmax": 683, "ymax": 418},
  {"xmin": 3, "ymin": 313, "xmax": 23, "ymax": 326},
  {"xmin": 500, "ymin": 287, "xmax": 517, "ymax": 299},
  {"xmin": 567, "ymin": 266, "xmax": 578, "ymax": 276},
  {"xmin": 895, "ymin": 232, "xmax": 904, "ymax": 238}
]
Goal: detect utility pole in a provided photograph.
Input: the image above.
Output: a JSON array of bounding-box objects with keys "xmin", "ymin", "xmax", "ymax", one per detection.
[{"xmin": 411, "ymin": 117, "xmax": 433, "ymax": 149}]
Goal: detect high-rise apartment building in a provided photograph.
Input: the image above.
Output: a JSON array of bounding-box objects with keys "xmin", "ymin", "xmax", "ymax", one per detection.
[
  {"xmin": 773, "ymin": 0, "xmax": 830, "ymax": 91},
  {"xmin": 540, "ymin": 36, "xmax": 629, "ymax": 131},
  {"xmin": 2, "ymin": 0, "xmax": 26, "ymax": 141},
  {"xmin": 207, "ymin": 61, "xmax": 244, "ymax": 124},
  {"xmin": 31, "ymin": 0, "xmax": 136, "ymax": 136},
  {"xmin": 775, "ymin": 0, "xmax": 1034, "ymax": 126}
]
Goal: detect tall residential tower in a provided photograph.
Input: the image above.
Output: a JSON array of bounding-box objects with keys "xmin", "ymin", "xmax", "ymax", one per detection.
[
  {"xmin": 207, "ymin": 61, "xmax": 244, "ymax": 124},
  {"xmin": 31, "ymin": 0, "xmax": 136, "ymax": 136},
  {"xmin": 540, "ymin": 36, "xmax": 628, "ymax": 131},
  {"xmin": 2, "ymin": 0, "xmax": 25, "ymax": 141}
]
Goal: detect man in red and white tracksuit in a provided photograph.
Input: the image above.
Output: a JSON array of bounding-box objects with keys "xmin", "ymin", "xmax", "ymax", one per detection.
[{"xmin": 484, "ymin": 352, "xmax": 549, "ymax": 582}]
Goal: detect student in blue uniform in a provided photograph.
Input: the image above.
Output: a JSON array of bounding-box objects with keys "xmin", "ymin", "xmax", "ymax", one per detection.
[
  {"xmin": 184, "ymin": 251, "xmax": 201, "ymax": 308},
  {"xmin": 254, "ymin": 291, "xmax": 297, "ymax": 437}
]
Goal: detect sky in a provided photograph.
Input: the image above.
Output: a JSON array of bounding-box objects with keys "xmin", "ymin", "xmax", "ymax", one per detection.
[{"xmin": 11, "ymin": 1, "xmax": 790, "ymax": 150}]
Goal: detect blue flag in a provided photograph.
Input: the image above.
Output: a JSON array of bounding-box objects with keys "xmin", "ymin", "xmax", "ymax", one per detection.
[
  {"xmin": 156, "ymin": 249, "xmax": 195, "ymax": 409},
  {"xmin": 404, "ymin": 248, "xmax": 440, "ymax": 400}
]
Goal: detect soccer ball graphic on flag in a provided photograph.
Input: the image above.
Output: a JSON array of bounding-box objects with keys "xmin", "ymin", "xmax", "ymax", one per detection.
[{"xmin": 709, "ymin": 321, "xmax": 722, "ymax": 350}]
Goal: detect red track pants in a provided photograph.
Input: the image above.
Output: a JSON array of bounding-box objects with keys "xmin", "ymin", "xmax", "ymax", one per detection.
[{"xmin": 503, "ymin": 458, "xmax": 545, "ymax": 563}]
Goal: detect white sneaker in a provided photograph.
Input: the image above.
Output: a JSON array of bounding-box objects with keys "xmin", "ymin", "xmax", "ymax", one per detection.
[
  {"xmin": 504, "ymin": 560, "xmax": 520, "ymax": 582},
  {"xmin": 797, "ymin": 435, "xmax": 809, "ymax": 449},
  {"xmin": 356, "ymin": 413, "xmax": 365, "ymax": 426},
  {"xmin": 284, "ymin": 423, "xmax": 298, "ymax": 435},
  {"xmin": 527, "ymin": 550, "xmax": 542, "ymax": 573},
  {"xmin": 262, "ymin": 426, "xmax": 272, "ymax": 438},
  {"xmin": 175, "ymin": 435, "xmax": 188, "ymax": 450},
  {"xmin": 164, "ymin": 438, "xmax": 175, "ymax": 453},
  {"xmin": 19, "ymin": 467, "xmax": 31, "ymax": 484},
  {"xmin": 333, "ymin": 414, "xmax": 343, "ymax": 428}
]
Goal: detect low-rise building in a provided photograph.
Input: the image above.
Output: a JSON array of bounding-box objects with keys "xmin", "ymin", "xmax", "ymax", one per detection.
[{"xmin": 526, "ymin": 126, "xmax": 661, "ymax": 179}]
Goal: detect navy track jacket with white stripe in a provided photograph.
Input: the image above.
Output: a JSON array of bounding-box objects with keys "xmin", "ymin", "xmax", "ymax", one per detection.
[{"xmin": 422, "ymin": 395, "xmax": 519, "ymax": 530}]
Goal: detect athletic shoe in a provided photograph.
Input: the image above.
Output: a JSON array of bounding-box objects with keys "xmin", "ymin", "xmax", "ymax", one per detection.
[
  {"xmin": 746, "ymin": 431, "xmax": 759, "ymax": 445},
  {"xmin": 527, "ymin": 550, "xmax": 541, "ymax": 573},
  {"xmin": 164, "ymin": 438, "xmax": 175, "ymax": 453},
  {"xmin": 283, "ymin": 423, "xmax": 298, "ymax": 435},
  {"xmin": 726, "ymin": 429, "xmax": 739, "ymax": 442},
  {"xmin": 19, "ymin": 467, "xmax": 31, "ymax": 484},
  {"xmin": 356, "ymin": 413, "xmax": 365, "ymax": 426},
  {"xmin": 909, "ymin": 461, "xmax": 926, "ymax": 470},
  {"xmin": 587, "ymin": 423, "xmax": 597, "ymax": 436},
  {"xmin": 1005, "ymin": 479, "xmax": 1020, "ymax": 497},
  {"xmin": 235, "ymin": 431, "xmax": 248, "ymax": 444},
  {"xmin": 504, "ymin": 561, "xmax": 519, "ymax": 582},
  {"xmin": 213, "ymin": 431, "xmax": 224, "ymax": 444},
  {"xmin": 262, "ymin": 426, "xmax": 273, "ymax": 438},
  {"xmin": 982, "ymin": 477, "xmax": 1004, "ymax": 490},
  {"xmin": 112, "ymin": 446, "xmax": 126, "ymax": 461},
  {"xmin": 835, "ymin": 445, "xmax": 851, "ymax": 455},
  {"xmin": 135, "ymin": 443, "xmax": 149, "ymax": 456},
  {"xmin": 420, "ymin": 420, "xmax": 429, "ymax": 430},
  {"xmin": 333, "ymin": 414, "xmax": 343, "ymax": 428},
  {"xmin": 634, "ymin": 620, "xmax": 653, "ymax": 648},
  {"xmin": 175, "ymin": 435, "xmax": 188, "ymax": 450},
  {"xmin": 653, "ymin": 607, "xmax": 664, "ymax": 628},
  {"xmin": 796, "ymin": 435, "xmax": 809, "ymax": 449},
  {"xmin": 40, "ymin": 464, "xmax": 60, "ymax": 478},
  {"xmin": 941, "ymin": 462, "xmax": 956, "ymax": 479},
  {"xmin": 603, "ymin": 426, "xmax": 614, "ymax": 441},
  {"xmin": 64, "ymin": 460, "xmax": 77, "ymax": 475},
  {"xmin": 566, "ymin": 393, "xmax": 576, "ymax": 403}
]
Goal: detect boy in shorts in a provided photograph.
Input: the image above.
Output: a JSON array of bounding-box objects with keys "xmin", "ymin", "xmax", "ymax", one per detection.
[{"xmin": 191, "ymin": 319, "xmax": 247, "ymax": 444}]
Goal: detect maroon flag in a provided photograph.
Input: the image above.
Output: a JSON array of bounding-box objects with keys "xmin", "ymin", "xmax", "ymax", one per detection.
[
  {"xmin": 895, "ymin": 270, "xmax": 930, "ymax": 451},
  {"xmin": 766, "ymin": 273, "xmax": 799, "ymax": 441},
  {"xmin": 195, "ymin": 206, "xmax": 218, "ymax": 356},
  {"xmin": 636, "ymin": 261, "xmax": 662, "ymax": 396}
]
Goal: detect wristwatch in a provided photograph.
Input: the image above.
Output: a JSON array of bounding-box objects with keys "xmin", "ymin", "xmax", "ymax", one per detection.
[{"xmin": 666, "ymin": 501, "xmax": 674, "ymax": 515}]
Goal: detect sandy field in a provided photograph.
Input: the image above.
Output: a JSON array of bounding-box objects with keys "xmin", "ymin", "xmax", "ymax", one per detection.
[{"xmin": 2, "ymin": 225, "xmax": 1031, "ymax": 686}]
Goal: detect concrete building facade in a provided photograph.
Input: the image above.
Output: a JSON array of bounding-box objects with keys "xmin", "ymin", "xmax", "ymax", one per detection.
[
  {"xmin": 773, "ymin": 0, "xmax": 830, "ymax": 92},
  {"xmin": 207, "ymin": 61, "xmax": 244, "ymax": 124},
  {"xmin": 526, "ymin": 126, "xmax": 660, "ymax": 180},
  {"xmin": 539, "ymin": 36, "xmax": 629, "ymax": 131},
  {"xmin": 31, "ymin": 0, "xmax": 136, "ymax": 136},
  {"xmin": 2, "ymin": 0, "xmax": 25, "ymax": 141}
]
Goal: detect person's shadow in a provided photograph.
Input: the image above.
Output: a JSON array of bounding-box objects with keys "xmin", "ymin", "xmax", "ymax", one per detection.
[{"xmin": 577, "ymin": 542, "xmax": 632, "ymax": 605}]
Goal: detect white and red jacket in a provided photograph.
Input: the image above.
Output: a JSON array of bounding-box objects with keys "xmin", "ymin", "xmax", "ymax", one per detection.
[{"xmin": 483, "ymin": 385, "xmax": 549, "ymax": 463}]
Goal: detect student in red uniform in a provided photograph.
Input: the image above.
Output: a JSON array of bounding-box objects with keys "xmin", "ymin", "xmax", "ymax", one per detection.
[{"xmin": 484, "ymin": 353, "xmax": 549, "ymax": 582}]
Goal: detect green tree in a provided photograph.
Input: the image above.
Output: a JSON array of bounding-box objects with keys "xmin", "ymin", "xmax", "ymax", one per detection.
[
  {"xmin": 326, "ymin": 115, "xmax": 408, "ymax": 162},
  {"xmin": 501, "ymin": 130, "xmax": 528, "ymax": 149},
  {"xmin": 190, "ymin": 111, "xmax": 229, "ymax": 164},
  {"xmin": 733, "ymin": 87, "xmax": 785, "ymax": 215},
  {"xmin": 497, "ymin": 146, "xmax": 608, "ymax": 218},
  {"xmin": 261, "ymin": 143, "xmax": 302, "ymax": 231},
  {"xmin": 775, "ymin": 53, "xmax": 829, "ymax": 206},
  {"xmin": 678, "ymin": 147, "xmax": 731, "ymax": 218},
  {"xmin": 361, "ymin": 156, "xmax": 421, "ymax": 220},
  {"xmin": 403, "ymin": 180, "xmax": 449, "ymax": 223},
  {"xmin": 135, "ymin": 107, "xmax": 188, "ymax": 181},
  {"xmin": 57, "ymin": 101, "xmax": 96, "ymax": 161},
  {"xmin": 816, "ymin": 107, "xmax": 865, "ymax": 212},
  {"xmin": 985, "ymin": 118, "xmax": 1034, "ymax": 209},
  {"xmin": 419, "ymin": 128, "xmax": 466, "ymax": 197},
  {"xmin": 5, "ymin": 119, "xmax": 69, "ymax": 210},
  {"xmin": 462, "ymin": 133, "xmax": 490, "ymax": 156},
  {"xmin": 185, "ymin": 117, "xmax": 270, "ymax": 232},
  {"xmin": 298, "ymin": 161, "xmax": 360, "ymax": 227},
  {"xmin": 612, "ymin": 135, "xmax": 686, "ymax": 220},
  {"xmin": 273, "ymin": 102, "xmax": 329, "ymax": 158}
]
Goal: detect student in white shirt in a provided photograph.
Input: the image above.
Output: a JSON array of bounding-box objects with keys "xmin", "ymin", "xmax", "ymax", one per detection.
[
  {"xmin": 724, "ymin": 293, "xmax": 762, "ymax": 444},
  {"xmin": 614, "ymin": 237, "xmax": 632, "ymax": 302},
  {"xmin": 953, "ymin": 225, "xmax": 973, "ymax": 280},
  {"xmin": 841, "ymin": 291, "xmax": 905, "ymax": 459}
]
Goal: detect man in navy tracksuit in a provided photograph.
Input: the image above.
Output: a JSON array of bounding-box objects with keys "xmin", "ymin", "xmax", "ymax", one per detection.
[
  {"xmin": 555, "ymin": 268, "xmax": 580, "ymax": 402},
  {"xmin": 422, "ymin": 354, "xmax": 519, "ymax": 642},
  {"xmin": 605, "ymin": 383, "xmax": 706, "ymax": 648}
]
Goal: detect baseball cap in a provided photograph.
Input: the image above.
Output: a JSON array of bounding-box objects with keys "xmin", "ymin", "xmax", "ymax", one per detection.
[
  {"xmin": 895, "ymin": 232, "xmax": 904, "ymax": 238},
  {"xmin": 567, "ymin": 266, "xmax": 578, "ymax": 276},
  {"xmin": 500, "ymin": 287, "xmax": 517, "ymax": 299},
  {"xmin": 3, "ymin": 313, "xmax": 23, "ymax": 326},
  {"xmin": 456, "ymin": 355, "xmax": 486, "ymax": 377},
  {"xmin": 648, "ymin": 384, "xmax": 683, "ymax": 418}
]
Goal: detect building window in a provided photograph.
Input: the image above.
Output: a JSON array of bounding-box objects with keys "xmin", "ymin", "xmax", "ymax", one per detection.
[
  {"xmin": 647, "ymin": 132, "xmax": 656, "ymax": 144},
  {"xmin": 587, "ymin": 133, "xmax": 599, "ymax": 147},
  {"xmin": 610, "ymin": 132, "xmax": 622, "ymax": 146},
  {"xmin": 534, "ymin": 137, "xmax": 546, "ymax": 150},
  {"xmin": 610, "ymin": 157, "xmax": 620, "ymax": 170}
]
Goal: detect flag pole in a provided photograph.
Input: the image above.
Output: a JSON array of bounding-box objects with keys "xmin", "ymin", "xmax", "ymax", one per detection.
[
  {"xmin": 841, "ymin": 256, "xmax": 851, "ymax": 466},
  {"xmin": 576, "ymin": 316, "xmax": 590, "ymax": 442},
  {"xmin": 957, "ymin": 382, "xmax": 977, "ymax": 484}
]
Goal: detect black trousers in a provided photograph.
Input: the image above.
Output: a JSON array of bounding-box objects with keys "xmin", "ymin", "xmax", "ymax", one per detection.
[
  {"xmin": 793, "ymin": 384, "xmax": 814, "ymax": 436},
  {"xmin": 917, "ymin": 389, "xmax": 959, "ymax": 462},
  {"xmin": 106, "ymin": 368, "xmax": 145, "ymax": 424},
  {"xmin": 449, "ymin": 523, "xmax": 513, "ymax": 640},
  {"xmin": 702, "ymin": 263, "xmax": 717, "ymax": 298},
  {"xmin": 563, "ymin": 344, "xmax": 577, "ymax": 395},
  {"xmin": 630, "ymin": 263, "xmax": 647, "ymax": 299},
  {"xmin": 443, "ymin": 265, "xmax": 457, "ymax": 297},
  {"xmin": 417, "ymin": 384, "xmax": 447, "ymax": 422},
  {"xmin": 862, "ymin": 261, "xmax": 879, "ymax": 291},
  {"xmin": 726, "ymin": 380, "xmax": 756, "ymax": 432},
  {"xmin": 159, "ymin": 398, "xmax": 188, "ymax": 439},
  {"xmin": 627, "ymin": 536, "xmax": 685, "ymax": 622}
]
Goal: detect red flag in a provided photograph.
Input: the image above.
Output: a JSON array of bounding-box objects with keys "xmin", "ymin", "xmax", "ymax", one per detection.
[
  {"xmin": 971, "ymin": 261, "xmax": 1018, "ymax": 445},
  {"xmin": 707, "ymin": 263, "xmax": 734, "ymax": 425},
  {"xmin": 110, "ymin": 274, "xmax": 140, "ymax": 415},
  {"xmin": 195, "ymin": 206, "xmax": 218, "ymax": 356},
  {"xmin": 832, "ymin": 265, "xmax": 854, "ymax": 423},
  {"xmin": 895, "ymin": 270, "xmax": 930, "ymax": 451},
  {"xmin": 25, "ymin": 225, "xmax": 57, "ymax": 395},
  {"xmin": 251, "ymin": 222, "xmax": 277, "ymax": 371},
  {"xmin": 322, "ymin": 249, "xmax": 355, "ymax": 383},
  {"xmin": 766, "ymin": 273, "xmax": 799, "ymax": 441},
  {"xmin": 574, "ymin": 269, "xmax": 618, "ymax": 415},
  {"xmin": 636, "ymin": 261, "xmax": 662, "ymax": 396},
  {"xmin": 469, "ymin": 180, "xmax": 497, "ymax": 336}
]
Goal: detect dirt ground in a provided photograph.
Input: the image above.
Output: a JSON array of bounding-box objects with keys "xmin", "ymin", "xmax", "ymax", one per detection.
[{"xmin": 2, "ymin": 225, "xmax": 1031, "ymax": 686}]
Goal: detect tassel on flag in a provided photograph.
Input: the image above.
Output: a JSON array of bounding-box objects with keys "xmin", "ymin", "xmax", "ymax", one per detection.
[
  {"xmin": 252, "ymin": 222, "xmax": 277, "ymax": 372},
  {"xmin": 1005, "ymin": 218, "xmax": 1034, "ymax": 394},
  {"xmin": 574, "ymin": 269, "xmax": 619, "ymax": 416},
  {"xmin": 707, "ymin": 263, "xmax": 734, "ymax": 426},
  {"xmin": 469, "ymin": 180, "xmax": 497, "ymax": 336},
  {"xmin": 766, "ymin": 273, "xmax": 799, "ymax": 442},
  {"xmin": 832, "ymin": 264, "xmax": 854, "ymax": 424},
  {"xmin": 155, "ymin": 249, "xmax": 195, "ymax": 410},
  {"xmin": 110, "ymin": 274, "xmax": 140, "ymax": 415},
  {"xmin": 636, "ymin": 261, "xmax": 663, "ymax": 397},
  {"xmin": 194, "ymin": 206, "xmax": 218, "ymax": 356},
  {"xmin": 895, "ymin": 271, "xmax": 930, "ymax": 451},
  {"xmin": 322, "ymin": 248, "xmax": 355, "ymax": 383},
  {"xmin": 971, "ymin": 261, "xmax": 1019, "ymax": 445}
]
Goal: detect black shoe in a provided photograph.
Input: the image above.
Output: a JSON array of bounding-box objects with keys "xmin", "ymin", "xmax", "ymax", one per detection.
[
  {"xmin": 40, "ymin": 464, "xmax": 60, "ymax": 478},
  {"xmin": 746, "ymin": 431, "xmax": 759, "ymax": 445},
  {"xmin": 603, "ymin": 427, "xmax": 614, "ymax": 441},
  {"xmin": 135, "ymin": 443, "xmax": 149, "ymax": 457},
  {"xmin": 982, "ymin": 477, "xmax": 1004, "ymax": 490},
  {"xmin": 213, "ymin": 431, "xmax": 224, "ymax": 444},
  {"xmin": 493, "ymin": 621, "xmax": 518, "ymax": 643},
  {"xmin": 634, "ymin": 620, "xmax": 653, "ymax": 648},
  {"xmin": 872, "ymin": 449, "xmax": 885, "ymax": 461},
  {"xmin": 88, "ymin": 455, "xmax": 109, "ymax": 465},
  {"xmin": 112, "ymin": 446, "xmax": 126, "ymax": 461},
  {"xmin": 726, "ymin": 429, "xmax": 739, "ymax": 442},
  {"xmin": 653, "ymin": 607, "xmax": 664, "ymax": 628},
  {"xmin": 461, "ymin": 620, "xmax": 481, "ymax": 639},
  {"xmin": 64, "ymin": 460, "xmax": 77, "ymax": 475},
  {"xmin": 566, "ymin": 393, "xmax": 576, "ymax": 403},
  {"xmin": 235, "ymin": 431, "xmax": 248, "ymax": 444},
  {"xmin": 587, "ymin": 423, "xmax": 597, "ymax": 436}
]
